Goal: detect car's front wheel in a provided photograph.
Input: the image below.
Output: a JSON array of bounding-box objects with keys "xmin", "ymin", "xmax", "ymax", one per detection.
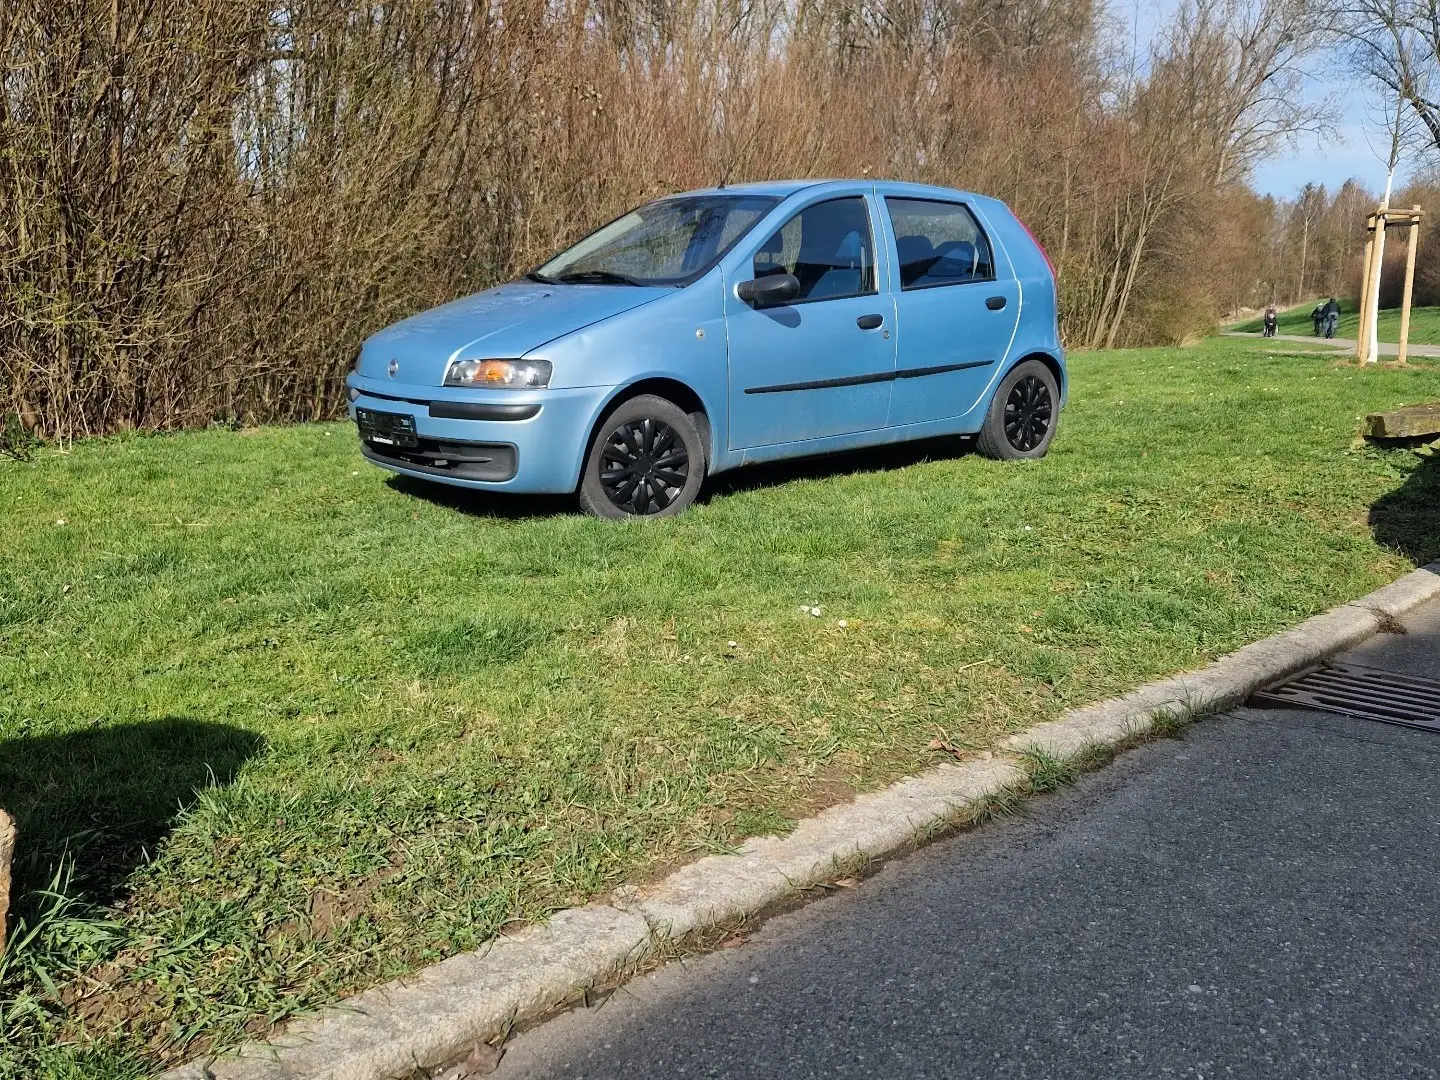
[
  {"xmin": 976, "ymin": 359, "xmax": 1060, "ymax": 460},
  {"xmin": 578, "ymin": 395, "xmax": 707, "ymax": 519}
]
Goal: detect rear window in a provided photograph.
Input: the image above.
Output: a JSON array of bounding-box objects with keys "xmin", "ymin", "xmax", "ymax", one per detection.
[{"xmin": 885, "ymin": 198, "xmax": 995, "ymax": 289}]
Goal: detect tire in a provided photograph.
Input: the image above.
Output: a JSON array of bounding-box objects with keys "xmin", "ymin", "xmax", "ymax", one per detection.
[
  {"xmin": 578, "ymin": 394, "xmax": 707, "ymax": 519},
  {"xmin": 975, "ymin": 359, "xmax": 1060, "ymax": 461}
]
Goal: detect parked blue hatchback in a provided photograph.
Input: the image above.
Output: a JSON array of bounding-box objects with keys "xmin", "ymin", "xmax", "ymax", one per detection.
[{"xmin": 348, "ymin": 180, "xmax": 1065, "ymax": 518}]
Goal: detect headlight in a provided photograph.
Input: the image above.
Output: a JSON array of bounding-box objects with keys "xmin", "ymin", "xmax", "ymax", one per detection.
[{"xmin": 444, "ymin": 358, "xmax": 552, "ymax": 389}]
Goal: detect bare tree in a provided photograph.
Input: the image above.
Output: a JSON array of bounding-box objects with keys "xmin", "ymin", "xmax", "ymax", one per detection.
[
  {"xmin": 1336, "ymin": 0, "xmax": 1440, "ymax": 148},
  {"xmin": 0, "ymin": 0, "xmax": 1332, "ymax": 440}
]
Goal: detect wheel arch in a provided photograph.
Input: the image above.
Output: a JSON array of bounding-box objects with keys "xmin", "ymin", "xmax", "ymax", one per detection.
[
  {"xmin": 1009, "ymin": 350, "xmax": 1065, "ymax": 401},
  {"xmin": 579, "ymin": 376, "xmax": 715, "ymax": 484}
]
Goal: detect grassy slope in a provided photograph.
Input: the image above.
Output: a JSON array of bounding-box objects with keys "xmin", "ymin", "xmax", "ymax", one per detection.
[
  {"xmin": 1231, "ymin": 297, "xmax": 1440, "ymax": 345},
  {"xmin": 2, "ymin": 339, "xmax": 1438, "ymax": 1077}
]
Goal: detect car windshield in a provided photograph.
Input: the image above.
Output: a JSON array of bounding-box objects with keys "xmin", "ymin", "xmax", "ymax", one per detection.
[{"xmin": 533, "ymin": 194, "xmax": 781, "ymax": 287}]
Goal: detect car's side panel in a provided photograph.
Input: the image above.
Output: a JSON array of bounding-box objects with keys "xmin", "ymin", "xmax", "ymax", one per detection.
[
  {"xmin": 739, "ymin": 408, "xmax": 982, "ymax": 467},
  {"xmin": 722, "ymin": 292, "xmax": 898, "ymax": 449},
  {"xmin": 968, "ymin": 195, "xmax": 1065, "ymax": 402},
  {"xmin": 877, "ymin": 193, "xmax": 1022, "ymax": 427},
  {"xmin": 885, "ymin": 277, "xmax": 1020, "ymax": 426},
  {"xmin": 720, "ymin": 189, "xmax": 897, "ymax": 450}
]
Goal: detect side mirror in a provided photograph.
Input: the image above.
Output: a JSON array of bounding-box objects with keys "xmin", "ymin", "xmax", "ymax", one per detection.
[{"xmin": 737, "ymin": 273, "xmax": 801, "ymax": 308}]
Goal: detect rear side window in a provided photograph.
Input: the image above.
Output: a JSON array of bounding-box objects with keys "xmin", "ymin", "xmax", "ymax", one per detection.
[
  {"xmin": 753, "ymin": 197, "xmax": 876, "ymax": 302},
  {"xmin": 885, "ymin": 198, "xmax": 995, "ymax": 289}
]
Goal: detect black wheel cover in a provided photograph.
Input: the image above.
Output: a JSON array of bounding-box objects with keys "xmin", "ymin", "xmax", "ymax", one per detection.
[
  {"xmin": 599, "ymin": 417, "xmax": 689, "ymax": 515},
  {"xmin": 1003, "ymin": 375, "xmax": 1053, "ymax": 452}
]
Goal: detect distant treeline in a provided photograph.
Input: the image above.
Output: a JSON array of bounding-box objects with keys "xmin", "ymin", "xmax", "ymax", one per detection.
[
  {"xmin": 1233, "ymin": 175, "xmax": 1440, "ymax": 314},
  {"xmin": 1, "ymin": 0, "xmax": 1318, "ymax": 437}
]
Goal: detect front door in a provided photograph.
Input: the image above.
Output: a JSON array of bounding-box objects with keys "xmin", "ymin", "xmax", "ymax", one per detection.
[
  {"xmin": 725, "ymin": 195, "xmax": 896, "ymax": 450},
  {"xmin": 882, "ymin": 197, "xmax": 1021, "ymax": 427}
]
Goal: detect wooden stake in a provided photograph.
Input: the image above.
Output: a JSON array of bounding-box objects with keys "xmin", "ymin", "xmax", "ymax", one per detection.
[
  {"xmin": 1358, "ymin": 225, "xmax": 1375, "ymax": 361},
  {"xmin": 1364, "ymin": 212, "xmax": 1389, "ymax": 363},
  {"xmin": 0, "ymin": 809, "xmax": 14, "ymax": 956},
  {"xmin": 1398, "ymin": 206, "xmax": 1422, "ymax": 365}
]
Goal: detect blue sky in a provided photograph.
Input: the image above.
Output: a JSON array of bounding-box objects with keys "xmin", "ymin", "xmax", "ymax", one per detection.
[
  {"xmin": 1250, "ymin": 109, "xmax": 1384, "ymax": 200},
  {"xmin": 1116, "ymin": 0, "xmax": 1392, "ymax": 199}
]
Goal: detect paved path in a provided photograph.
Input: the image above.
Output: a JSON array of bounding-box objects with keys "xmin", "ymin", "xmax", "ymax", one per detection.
[
  {"xmin": 492, "ymin": 599, "xmax": 1440, "ymax": 1079},
  {"xmin": 1222, "ymin": 330, "xmax": 1440, "ymax": 357}
]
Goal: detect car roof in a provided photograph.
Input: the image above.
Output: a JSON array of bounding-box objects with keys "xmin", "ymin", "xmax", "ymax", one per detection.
[{"xmin": 672, "ymin": 179, "xmax": 988, "ymax": 202}]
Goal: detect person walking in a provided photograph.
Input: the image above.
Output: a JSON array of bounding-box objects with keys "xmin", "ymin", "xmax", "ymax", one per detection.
[
  {"xmin": 1263, "ymin": 305, "xmax": 1278, "ymax": 338},
  {"xmin": 1311, "ymin": 302, "xmax": 1325, "ymax": 335},
  {"xmin": 1321, "ymin": 297, "xmax": 1341, "ymax": 339}
]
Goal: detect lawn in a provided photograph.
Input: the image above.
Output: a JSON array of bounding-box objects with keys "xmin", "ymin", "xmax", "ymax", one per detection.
[
  {"xmin": 2, "ymin": 339, "xmax": 1438, "ymax": 1078},
  {"xmin": 1230, "ymin": 296, "xmax": 1440, "ymax": 345}
]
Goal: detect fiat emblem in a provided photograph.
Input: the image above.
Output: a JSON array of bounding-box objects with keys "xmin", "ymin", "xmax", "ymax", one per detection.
[{"xmin": 387, "ymin": 358, "xmax": 399, "ymax": 378}]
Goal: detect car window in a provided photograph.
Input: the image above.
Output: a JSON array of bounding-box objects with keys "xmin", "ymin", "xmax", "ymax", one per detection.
[
  {"xmin": 752, "ymin": 197, "xmax": 876, "ymax": 302},
  {"xmin": 885, "ymin": 198, "xmax": 995, "ymax": 289},
  {"xmin": 536, "ymin": 194, "xmax": 780, "ymax": 286}
]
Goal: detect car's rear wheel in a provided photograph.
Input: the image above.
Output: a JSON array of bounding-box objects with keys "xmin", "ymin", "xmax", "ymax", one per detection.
[
  {"xmin": 578, "ymin": 395, "xmax": 707, "ymax": 519},
  {"xmin": 976, "ymin": 359, "xmax": 1059, "ymax": 460}
]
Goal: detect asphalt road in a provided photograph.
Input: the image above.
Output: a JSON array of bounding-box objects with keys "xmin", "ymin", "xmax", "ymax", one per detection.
[{"xmin": 492, "ymin": 603, "xmax": 1440, "ymax": 1080}]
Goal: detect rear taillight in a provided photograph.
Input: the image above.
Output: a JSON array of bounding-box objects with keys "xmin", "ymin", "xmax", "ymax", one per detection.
[{"xmin": 1016, "ymin": 214, "xmax": 1055, "ymax": 278}]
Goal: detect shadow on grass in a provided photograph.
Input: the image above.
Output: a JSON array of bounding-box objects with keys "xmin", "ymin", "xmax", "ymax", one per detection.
[
  {"xmin": 699, "ymin": 434, "xmax": 975, "ymax": 502},
  {"xmin": 0, "ymin": 718, "xmax": 263, "ymax": 908},
  {"xmin": 385, "ymin": 474, "xmax": 576, "ymax": 519},
  {"xmin": 384, "ymin": 434, "xmax": 975, "ymax": 516},
  {"xmin": 1370, "ymin": 452, "xmax": 1440, "ymax": 566}
]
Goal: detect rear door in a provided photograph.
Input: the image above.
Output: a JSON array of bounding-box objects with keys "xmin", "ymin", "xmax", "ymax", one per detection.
[
  {"xmin": 724, "ymin": 194, "xmax": 896, "ymax": 450},
  {"xmin": 882, "ymin": 197, "xmax": 1020, "ymax": 427}
]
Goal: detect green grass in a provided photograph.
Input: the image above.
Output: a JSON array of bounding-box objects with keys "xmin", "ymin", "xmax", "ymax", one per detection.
[
  {"xmin": 2, "ymin": 339, "xmax": 1439, "ymax": 1077},
  {"xmin": 1231, "ymin": 297, "xmax": 1440, "ymax": 345}
]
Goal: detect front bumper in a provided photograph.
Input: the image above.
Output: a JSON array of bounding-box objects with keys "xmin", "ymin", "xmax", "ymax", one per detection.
[{"xmin": 346, "ymin": 374, "xmax": 611, "ymax": 493}]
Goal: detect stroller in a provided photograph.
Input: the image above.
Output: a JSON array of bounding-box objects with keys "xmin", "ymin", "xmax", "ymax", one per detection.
[{"xmin": 1263, "ymin": 306, "xmax": 1278, "ymax": 338}]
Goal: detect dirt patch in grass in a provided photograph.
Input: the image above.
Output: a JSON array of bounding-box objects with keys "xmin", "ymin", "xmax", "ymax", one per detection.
[{"xmin": 307, "ymin": 856, "xmax": 407, "ymax": 940}]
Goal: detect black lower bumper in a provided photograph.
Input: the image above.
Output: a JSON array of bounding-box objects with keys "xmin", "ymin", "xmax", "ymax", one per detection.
[{"xmin": 360, "ymin": 436, "xmax": 518, "ymax": 482}]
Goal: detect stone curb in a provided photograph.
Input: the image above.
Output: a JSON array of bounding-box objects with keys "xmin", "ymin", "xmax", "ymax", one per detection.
[{"xmin": 163, "ymin": 562, "xmax": 1440, "ymax": 1080}]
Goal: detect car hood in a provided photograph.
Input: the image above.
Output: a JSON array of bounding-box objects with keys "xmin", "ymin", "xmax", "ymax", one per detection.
[{"xmin": 356, "ymin": 281, "xmax": 671, "ymax": 386}]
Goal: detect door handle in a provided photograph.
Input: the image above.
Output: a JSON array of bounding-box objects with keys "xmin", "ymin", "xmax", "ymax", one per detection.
[
  {"xmin": 985, "ymin": 296, "xmax": 1007, "ymax": 311},
  {"xmin": 856, "ymin": 313, "xmax": 885, "ymax": 330}
]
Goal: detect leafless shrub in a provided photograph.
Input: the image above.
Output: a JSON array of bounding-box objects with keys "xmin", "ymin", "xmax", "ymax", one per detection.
[{"xmin": 0, "ymin": 0, "xmax": 1319, "ymax": 438}]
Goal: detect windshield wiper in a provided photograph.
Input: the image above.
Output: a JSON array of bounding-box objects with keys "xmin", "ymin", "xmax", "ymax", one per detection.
[
  {"xmin": 525, "ymin": 271, "xmax": 558, "ymax": 284},
  {"xmin": 556, "ymin": 269, "xmax": 647, "ymax": 286}
]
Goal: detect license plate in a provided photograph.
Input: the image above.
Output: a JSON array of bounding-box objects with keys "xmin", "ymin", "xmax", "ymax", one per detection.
[{"xmin": 356, "ymin": 408, "xmax": 418, "ymax": 448}]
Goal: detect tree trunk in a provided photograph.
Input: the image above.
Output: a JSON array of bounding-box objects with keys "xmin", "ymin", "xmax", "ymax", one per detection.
[
  {"xmin": 1297, "ymin": 214, "xmax": 1309, "ymax": 302},
  {"xmin": 1106, "ymin": 217, "xmax": 1150, "ymax": 350}
]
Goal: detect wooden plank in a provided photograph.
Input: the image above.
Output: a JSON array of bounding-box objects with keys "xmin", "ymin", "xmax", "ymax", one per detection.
[
  {"xmin": 1399, "ymin": 208, "xmax": 1422, "ymax": 364},
  {"xmin": 0, "ymin": 809, "xmax": 13, "ymax": 956},
  {"xmin": 1358, "ymin": 230, "xmax": 1375, "ymax": 360},
  {"xmin": 1364, "ymin": 401, "xmax": 1440, "ymax": 438}
]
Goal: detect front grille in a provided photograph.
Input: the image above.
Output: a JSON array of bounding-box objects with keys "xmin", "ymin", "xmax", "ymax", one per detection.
[{"xmin": 361, "ymin": 436, "xmax": 518, "ymax": 482}]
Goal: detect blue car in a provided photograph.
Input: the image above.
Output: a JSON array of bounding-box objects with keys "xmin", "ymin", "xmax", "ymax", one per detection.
[{"xmin": 348, "ymin": 179, "xmax": 1064, "ymax": 518}]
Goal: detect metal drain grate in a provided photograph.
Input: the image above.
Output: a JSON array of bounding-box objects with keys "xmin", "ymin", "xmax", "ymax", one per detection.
[{"xmin": 1250, "ymin": 661, "xmax": 1440, "ymax": 732}]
